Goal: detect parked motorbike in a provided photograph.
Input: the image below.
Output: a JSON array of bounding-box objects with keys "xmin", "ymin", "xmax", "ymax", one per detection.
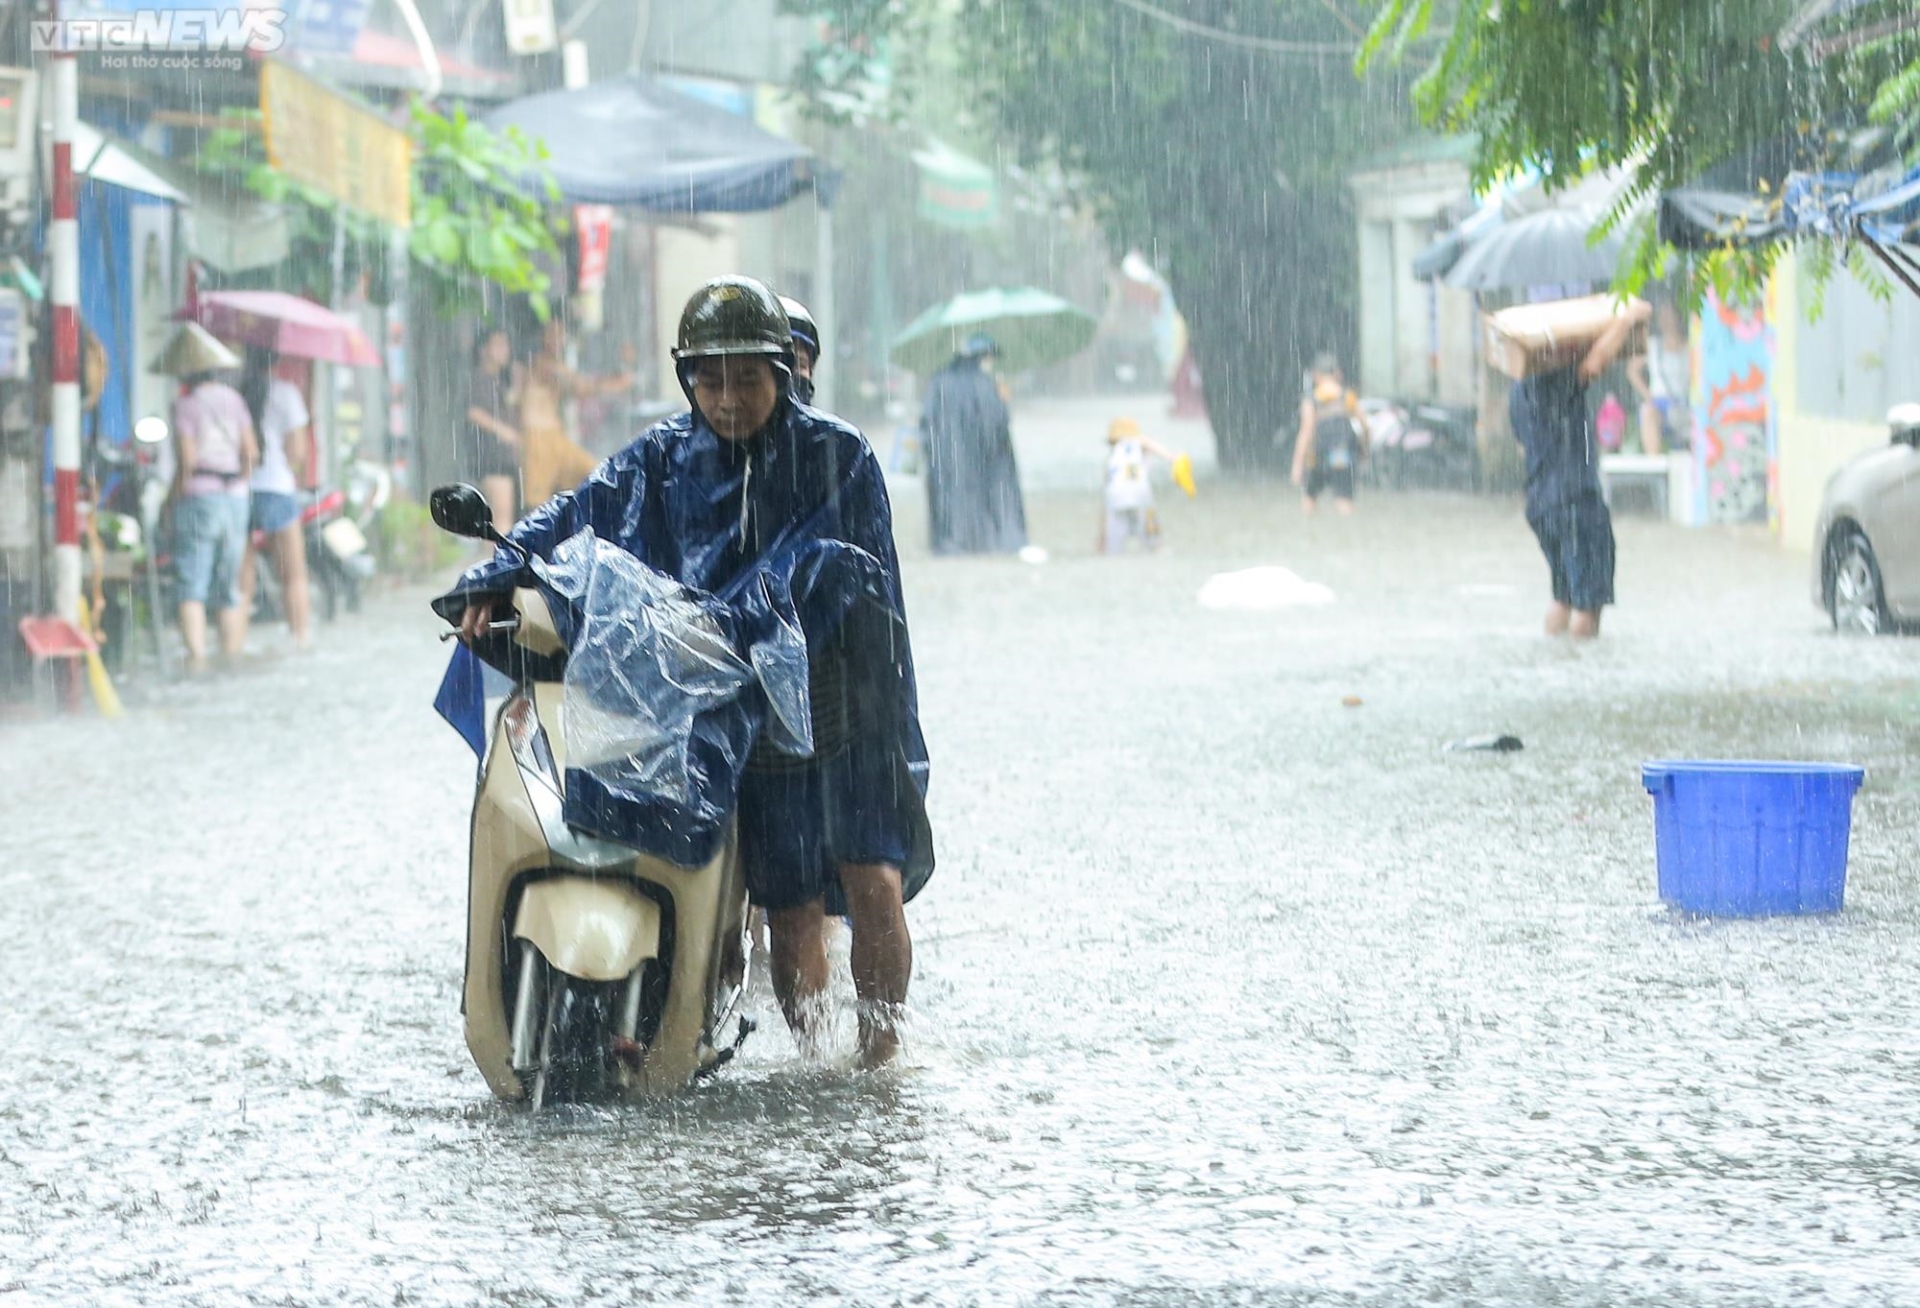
[
  {"xmin": 88, "ymin": 416, "xmax": 177, "ymax": 676},
  {"xmin": 1365, "ymin": 399, "xmax": 1482, "ymax": 492},
  {"xmin": 253, "ymin": 461, "xmax": 388, "ymax": 625},
  {"xmin": 430, "ymin": 483, "xmax": 753, "ymax": 1107}
]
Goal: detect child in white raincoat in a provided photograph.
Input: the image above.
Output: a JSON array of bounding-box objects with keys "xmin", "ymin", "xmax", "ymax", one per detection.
[{"xmin": 1100, "ymin": 416, "xmax": 1182, "ymax": 553}]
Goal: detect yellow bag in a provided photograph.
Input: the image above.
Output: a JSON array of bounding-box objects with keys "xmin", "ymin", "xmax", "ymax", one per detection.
[{"xmin": 1171, "ymin": 453, "xmax": 1197, "ymax": 498}]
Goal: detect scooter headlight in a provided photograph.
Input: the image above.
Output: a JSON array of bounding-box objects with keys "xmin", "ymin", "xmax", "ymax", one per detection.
[{"xmin": 501, "ymin": 696, "xmax": 559, "ymax": 788}]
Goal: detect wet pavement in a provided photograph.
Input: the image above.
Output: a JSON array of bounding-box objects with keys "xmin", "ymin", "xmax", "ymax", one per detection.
[{"xmin": 4, "ymin": 413, "xmax": 1918, "ymax": 1305}]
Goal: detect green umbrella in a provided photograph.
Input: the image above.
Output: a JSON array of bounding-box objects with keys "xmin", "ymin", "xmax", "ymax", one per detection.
[{"xmin": 889, "ymin": 287, "xmax": 1098, "ymax": 376}]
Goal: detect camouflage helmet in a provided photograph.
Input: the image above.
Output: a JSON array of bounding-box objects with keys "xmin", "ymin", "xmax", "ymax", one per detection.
[{"xmin": 672, "ymin": 276, "xmax": 792, "ymax": 361}]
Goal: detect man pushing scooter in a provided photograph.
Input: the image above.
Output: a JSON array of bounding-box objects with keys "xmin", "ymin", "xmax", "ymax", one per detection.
[{"xmin": 441, "ymin": 277, "xmax": 933, "ymax": 1067}]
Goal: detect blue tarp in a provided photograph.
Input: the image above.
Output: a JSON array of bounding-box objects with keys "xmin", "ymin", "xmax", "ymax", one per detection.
[
  {"xmin": 481, "ymin": 77, "xmax": 838, "ymax": 212},
  {"xmin": 1661, "ymin": 165, "xmax": 1920, "ymax": 251}
]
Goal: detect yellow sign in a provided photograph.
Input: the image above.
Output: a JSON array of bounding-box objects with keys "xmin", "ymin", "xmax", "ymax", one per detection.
[{"xmin": 260, "ymin": 61, "xmax": 412, "ymax": 229}]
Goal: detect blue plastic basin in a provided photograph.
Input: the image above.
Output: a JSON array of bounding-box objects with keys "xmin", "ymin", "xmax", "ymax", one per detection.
[{"xmin": 1641, "ymin": 761, "xmax": 1866, "ymax": 917}]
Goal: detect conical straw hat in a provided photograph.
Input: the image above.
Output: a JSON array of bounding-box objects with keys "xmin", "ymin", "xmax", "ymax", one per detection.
[{"xmin": 150, "ymin": 321, "xmax": 241, "ymax": 377}]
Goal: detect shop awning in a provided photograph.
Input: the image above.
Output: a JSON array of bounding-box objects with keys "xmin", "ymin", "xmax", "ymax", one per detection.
[
  {"xmin": 67, "ymin": 121, "xmax": 290, "ymax": 272},
  {"xmin": 72, "ymin": 122, "xmax": 188, "ymax": 202},
  {"xmin": 482, "ymin": 77, "xmax": 837, "ymax": 212}
]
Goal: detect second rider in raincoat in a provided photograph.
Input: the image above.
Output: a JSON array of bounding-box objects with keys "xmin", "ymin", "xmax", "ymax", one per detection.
[{"xmin": 445, "ymin": 277, "xmax": 932, "ymax": 1066}]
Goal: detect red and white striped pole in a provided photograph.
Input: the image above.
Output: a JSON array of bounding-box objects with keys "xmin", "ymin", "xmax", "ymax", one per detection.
[{"xmin": 48, "ymin": 4, "xmax": 82, "ymax": 625}]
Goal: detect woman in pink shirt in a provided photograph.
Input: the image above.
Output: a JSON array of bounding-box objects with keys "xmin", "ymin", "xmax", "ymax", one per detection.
[{"xmin": 170, "ymin": 367, "xmax": 258, "ymax": 671}]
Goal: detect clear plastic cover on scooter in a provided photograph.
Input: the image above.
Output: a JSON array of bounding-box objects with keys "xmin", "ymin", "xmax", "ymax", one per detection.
[
  {"xmin": 533, "ymin": 528, "xmax": 813, "ymax": 822},
  {"xmin": 432, "ymin": 405, "xmax": 933, "ymax": 885}
]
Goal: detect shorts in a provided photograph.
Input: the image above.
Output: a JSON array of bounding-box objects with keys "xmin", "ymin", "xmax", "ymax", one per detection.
[
  {"xmin": 172, "ymin": 493, "xmax": 251, "ymax": 610},
  {"xmin": 457, "ymin": 429, "xmax": 519, "ymax": 482},
  {"xmin": 1652, "ymin": 397, "xmax": 1690, "ymax": 449},
  {"xmin": 1528, "ymin": 495, "xmax": 1616, "ymax": 612},
  {"xmin": 251, "ymin": 489, "xmax": 300, "ymax": 535},
  {"xmin": 1305, "ymin": 465, "xmax": 1355, "ymax": 500},
  {"xmin": 736, "ymin": 739, "xmax": 916, "ymax": 915},
  {"xmin": 1103, "ymin": 503, "xmax": 1158, "ymax": 552}
]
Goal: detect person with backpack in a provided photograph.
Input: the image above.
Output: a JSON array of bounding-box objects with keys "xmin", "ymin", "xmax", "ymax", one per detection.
[
  {"xmin": 1290, "ymin": 353, "xmax": 1369, "ymax": 516},
  {"xmin": 167, "ymin": 350, "xmax": 258, "ymax": 671}
]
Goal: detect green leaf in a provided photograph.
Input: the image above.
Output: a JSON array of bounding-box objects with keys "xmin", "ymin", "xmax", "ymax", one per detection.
[{"xmin": 425, "ymin": 218, "xmax": 461, "ymax": 265}]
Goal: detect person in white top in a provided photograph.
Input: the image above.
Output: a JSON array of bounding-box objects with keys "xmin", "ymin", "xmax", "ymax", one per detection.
[
  {"xmin": 241, "ymin": 347, "xmax": 314, "ymax": 648},
  {"xmin": 1629, "ymin": 298, "xmax": 1690, "ymax": 456}
]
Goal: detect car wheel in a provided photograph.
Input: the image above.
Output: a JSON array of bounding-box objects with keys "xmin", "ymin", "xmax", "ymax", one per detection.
[{"xmin": 1829, "ymin": 532, "xmax": 1890, "ymax": 635}]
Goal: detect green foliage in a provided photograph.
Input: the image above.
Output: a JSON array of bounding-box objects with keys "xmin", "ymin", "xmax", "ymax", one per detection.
[
  {"xmin": 407, "ymin": 102, "xmax": 561, "ymax": 321},
  {"xmin": 372, "ymin": 494, "xmax": 467, "ymax": 580},
  {"xmin": 1869, "ymin": 53, "xmax": 1920, "ymax": 148},
  {"xmin": 199, "ymin": 110, "xmax": 378, "ymax": 299},
  {"xmin": 196, "ymin": 101, "xmax": 561, "ymax": 320},
  {"xmin": 1361, "ymin": 0, "xmax": 1920, "ymax": 305},
  {"xmin": 778, "ymin": 0, "xmax": 929, "ymax": 126}
]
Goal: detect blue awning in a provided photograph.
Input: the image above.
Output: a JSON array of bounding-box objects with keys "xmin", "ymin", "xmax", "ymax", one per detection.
[{"xmin": 482, "ymin": 77, "xmax": 838, "ymax": 212}]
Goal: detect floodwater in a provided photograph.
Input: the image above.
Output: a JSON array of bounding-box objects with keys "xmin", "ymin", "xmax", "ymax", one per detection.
[{"xmin": 4, "ymin": 418, "xmax": 1918, "ymax": 1305}]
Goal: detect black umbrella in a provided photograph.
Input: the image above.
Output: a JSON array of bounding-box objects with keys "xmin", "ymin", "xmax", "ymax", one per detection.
[{"xmin": 1444, "ymin": 205, "xmax": 1629, "ymax": 292}]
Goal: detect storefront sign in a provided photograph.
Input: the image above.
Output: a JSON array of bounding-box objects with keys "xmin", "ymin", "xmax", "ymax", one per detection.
[
  {"xmin": 0, "ymin": 288, "xmax": 26, "ymax": 379},
  {"xmin": 260, "ymin": 60, "xmax": 411, "ymax": 228},
  {"xmin": 293, "ymin": 0, "xmax": 373, "ymax": 55},
  {"xmin": 575, "ymin": 204, "xmax": 613, "ymax": 293},
  {"xmin": 502, "ymin": 0, "xmax": 556, "ymax": 55},
  {"xmin": 911, "ymin": 138, "xmax": 997, "ymax": 231}
]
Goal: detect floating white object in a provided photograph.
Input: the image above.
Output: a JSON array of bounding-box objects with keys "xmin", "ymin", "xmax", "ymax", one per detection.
[
  {"xmin": 1018, "ymin": 545, "xmax": 1050, "ymax": 566},
  {"xmin": 1198, "ymin": 566, "xmax": 1335, "ymax": 610}
]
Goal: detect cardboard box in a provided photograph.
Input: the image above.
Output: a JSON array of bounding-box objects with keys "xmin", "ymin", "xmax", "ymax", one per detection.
[{"xmin": 1485, "ymin": 294, "xmax": 1649, "ymax": 379}]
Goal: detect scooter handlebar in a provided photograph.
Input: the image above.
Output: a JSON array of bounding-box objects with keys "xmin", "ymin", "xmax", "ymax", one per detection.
[{"xmin": 440, "ymin": 618, "xmax": 520, "ymax": 642}]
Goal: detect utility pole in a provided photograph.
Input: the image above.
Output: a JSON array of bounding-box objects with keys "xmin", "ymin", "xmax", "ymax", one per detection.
[{"xmin": 47, "ymin": 0, "xmax": 80, "ymax": 625}]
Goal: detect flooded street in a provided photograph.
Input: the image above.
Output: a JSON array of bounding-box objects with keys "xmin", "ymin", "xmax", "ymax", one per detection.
[{"xmin": 4, "ymin": 435, "xmax": 1918, "ymax": 1305}]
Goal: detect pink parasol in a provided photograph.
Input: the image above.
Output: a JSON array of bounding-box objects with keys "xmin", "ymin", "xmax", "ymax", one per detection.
[{"xmin": 187, "ymin": 290, "xmax": 381, "ymax": 367}]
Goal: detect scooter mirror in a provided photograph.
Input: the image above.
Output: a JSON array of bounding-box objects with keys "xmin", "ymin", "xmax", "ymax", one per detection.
[
  {"xmin": 133, "ymin": 415, "xmax": 170, "ymax": 445},
  {"xmin": 430, "ymin": 483, "xmax": 498, "ymax": 540}
]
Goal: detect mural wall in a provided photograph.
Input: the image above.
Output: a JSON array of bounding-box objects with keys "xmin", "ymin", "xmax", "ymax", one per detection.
[{"xmin": 1693, "ymin": 289, "xmax": 1777, "ymax": 526}]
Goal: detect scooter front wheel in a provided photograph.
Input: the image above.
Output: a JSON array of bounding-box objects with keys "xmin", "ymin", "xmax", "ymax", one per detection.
[{"xmin": 527, "ymin": 967, "xmax": 618, "ymax": 1110}]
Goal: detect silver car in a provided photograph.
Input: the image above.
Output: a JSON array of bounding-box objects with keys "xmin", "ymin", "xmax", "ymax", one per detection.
[{"xmin": 1813, "ymin": 404, "xmax": 1920, "ymax": 633}]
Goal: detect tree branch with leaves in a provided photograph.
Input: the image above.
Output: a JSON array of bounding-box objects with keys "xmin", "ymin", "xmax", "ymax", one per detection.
[
  {"xmin": 199, "ymin": 99, "xmax": 562, "ymax": 320},
  {"xmin": 1360, "ymin": 0, "xmax": 1920, "ymax": 303}
]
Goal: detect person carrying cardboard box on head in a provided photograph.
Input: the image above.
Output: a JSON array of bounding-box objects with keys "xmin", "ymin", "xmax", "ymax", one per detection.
[{"xmin": 1499, "ymin": 301, "xmax": 1647, "ymax": 640}]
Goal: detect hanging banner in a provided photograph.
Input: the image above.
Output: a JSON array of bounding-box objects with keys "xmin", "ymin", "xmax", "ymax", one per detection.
[
  {"xmin": 260, "ymin": 60, "xmax": 411, "ymax": 228},
  {"xmin": 575, "ymin": 204, "xmax": 613, "ymax": 293},
  {"xmin": 128, "ymin": 203, "xmax": 174, "ymax": 426}
]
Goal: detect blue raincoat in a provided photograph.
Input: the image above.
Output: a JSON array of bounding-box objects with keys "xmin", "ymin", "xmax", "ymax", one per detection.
[{"xmin": 432, "ymin": 402, "xmax": 933, "ymax": 900}]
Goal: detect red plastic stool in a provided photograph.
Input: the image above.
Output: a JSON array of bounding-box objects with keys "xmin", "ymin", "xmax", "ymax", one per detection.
[{"xmin": 17, "ymin": 616, "xmax": 95, "ymax": 713}]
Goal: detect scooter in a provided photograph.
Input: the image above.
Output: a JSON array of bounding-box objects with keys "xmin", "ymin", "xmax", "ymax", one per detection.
[
  {"xmin": 301, "ymin": 460, "xmax": 390, "ymax": 620},
  {"xmin": 430, "ymin": 483, "xmax": 753, "ymax": 1107}
]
